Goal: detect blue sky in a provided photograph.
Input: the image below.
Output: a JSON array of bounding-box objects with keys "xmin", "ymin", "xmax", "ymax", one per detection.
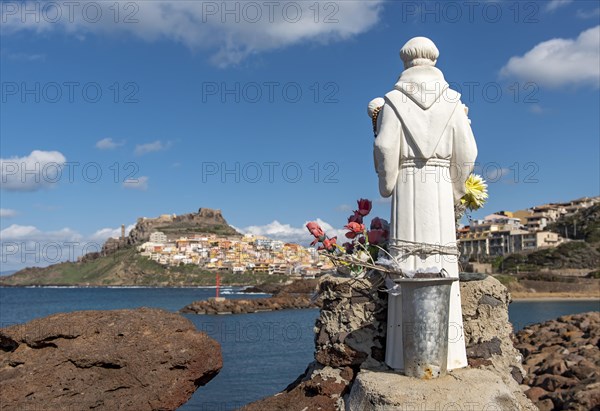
[{"xmin": 1, "ymin": 0, "xmax": 599, "ymax": 270}]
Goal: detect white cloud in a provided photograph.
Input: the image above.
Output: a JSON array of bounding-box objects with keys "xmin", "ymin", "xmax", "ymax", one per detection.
[
  {"xmin": 576, "ymin": 8, "xmax": 600, "ymax": 19},
  {"xmin": 0, "ymin": 150, "xmax": 67, "ymax": 191},
  {"xmin": 487, "ymin": 167, "xmax": 511, "ymax": 181},
  {"xmin": 5, "ymin": 52, "xmax": 46, "ymax": 61},
  {"xmin": 529, "ymin": 104, "xmax": 550, "ymax": 115},
  {"xmin": 95, "ymin": 138, "xmax": 124, "ymax": 150},
  {"xmin": 123, "ymin": 176, "xmax": 149, "ymax": 190},
  {"xmin": 0, "ymin": 224, "xmax": 83, "ymax": 242},
  {"xmin": 0, "ymin": 208, "xmax": 18, "ymax": 218},
  {"xmin": 239, "ymin": 218, "xmax": 346, "ymax": 245},
  {"xmin": 134, "ymin": 140, "xmax": 170, "ymax": 156},
  {"xmin": 0, "ymin": 223, "xmax": 134, "ymax": 270},
  {"xmin": 0, "ymin": 1, "xmax": 383, "ymax": 67},
  {"xmin": 501, "ymin": 26, "xmax": 600, "ymax": 88},
  {"xmin": 336, "ymin": 204, "xmax": 353, "ymax": 212},
  {"xmin": 545, "ymin": 0, "xmax": 573, "ymax": 12},
  {"xmin": 89, "ymin": 224, "xmax": 135, "ymax": 242}
]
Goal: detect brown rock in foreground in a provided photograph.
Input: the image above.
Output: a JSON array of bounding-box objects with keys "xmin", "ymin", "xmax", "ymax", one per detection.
[
  {"xmin": 514, "ymin": 312, "xmax": 600, "ymax": 411},
  {"xmin": 0, "ymin": 308, "xmax": 222, "ymax": 411}
]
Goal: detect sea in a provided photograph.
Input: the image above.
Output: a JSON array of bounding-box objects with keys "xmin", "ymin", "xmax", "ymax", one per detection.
[{"xmin": 0, "ymin": 286, "xmax": 598, "ymax": 411}]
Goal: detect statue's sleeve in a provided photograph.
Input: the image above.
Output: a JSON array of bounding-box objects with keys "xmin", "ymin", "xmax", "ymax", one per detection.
[
  {"xmin": 372, "ymin": 108, "xmax": 384, "ymax": 173},
  {"xmin": 451, "ymin": 105, "xmax": 478, "ymax": 204},
  {"xmin": 374, "ymin": 104, "xmax": 401, "ymax": 198}
]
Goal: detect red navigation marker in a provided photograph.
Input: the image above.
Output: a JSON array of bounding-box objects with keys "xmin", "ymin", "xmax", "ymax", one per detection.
[{"xmin": 216, "ymin": 272, "xmax": 220, "ymax": 299}]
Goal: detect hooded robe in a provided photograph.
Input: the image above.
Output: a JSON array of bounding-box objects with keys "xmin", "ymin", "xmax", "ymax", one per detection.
[{"xmin": 374, "ymin": 65, "xmax": 477, "ymax": 371}]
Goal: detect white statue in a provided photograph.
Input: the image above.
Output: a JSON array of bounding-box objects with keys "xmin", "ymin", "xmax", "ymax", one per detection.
[{"xmin": 373, "ymin": 37, "xmax": 477, "ymax": 371}]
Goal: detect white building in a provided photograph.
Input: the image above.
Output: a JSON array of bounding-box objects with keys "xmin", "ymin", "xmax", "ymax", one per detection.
[{"xmin": 149, "ymin": 231, "xmax": 168, "ymax": 244}]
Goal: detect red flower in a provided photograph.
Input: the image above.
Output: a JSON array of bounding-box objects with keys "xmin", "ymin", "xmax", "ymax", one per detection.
[
  {"xmin": 370, "ymin": 217, "xmax": 389, "ymax": 231},
  {"xmin": 357, "ymin": 199, "xmax": 372, "ymax": 216},
  {"xmin": 344, "ymin": 222, "xmax": 365, "ymax": 239},
  {"xmin": 342, "ymin": 242, "xmax": 354, "ymax": 254},
  {"xmin": 345, "ymin": 222, "xmax": 365, "ymax": 233},
  {"xmin": 348, "ymin": 211, "xmax": 363, "ymax": 224},
  {"xmin": 306, "ymin": 222, "xmax": 325, "ymax": 239},
  {"xmin": 368, "ymin": 229, "xmax": 388, "ymax": 245},
  {"xmin": 321, "ymin": 237, "xmax": 337, "ymax": 252}
]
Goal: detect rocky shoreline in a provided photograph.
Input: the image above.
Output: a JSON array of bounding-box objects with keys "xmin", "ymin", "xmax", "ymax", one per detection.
[
  {"xmin": 180, "ymin": 295, "xmax": 317, "ymax": 315},
  {"xmin": 180, "ymin": 279, "xmax": 320, "ymax": 315},
  {"xmin": 515, "ymin": 312, "xmax": 600, "ymax": 411}
]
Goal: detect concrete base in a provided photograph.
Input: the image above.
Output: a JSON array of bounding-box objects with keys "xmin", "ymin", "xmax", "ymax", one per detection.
[{"xmin": 347, "ymin": 368, "xmax": 524, "ymax": 411}]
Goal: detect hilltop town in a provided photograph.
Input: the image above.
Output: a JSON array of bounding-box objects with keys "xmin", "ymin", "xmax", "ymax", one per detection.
[
  {"xmin": 136, "ymin": 232, "xmax": 332, "ymax": 278},
  {"xmin": 100, "ymin": 208, "xmax": 334, "ymax": 278}
]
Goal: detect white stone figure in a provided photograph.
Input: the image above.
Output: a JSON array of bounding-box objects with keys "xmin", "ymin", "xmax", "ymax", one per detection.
[{"xmin": 373, "ymin": 37, "xmax": 477, "ymax": 371}]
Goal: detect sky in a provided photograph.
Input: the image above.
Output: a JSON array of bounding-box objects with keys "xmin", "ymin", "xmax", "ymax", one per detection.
[{"xmin": 1, "ymin": 0, "xmax": 599, "ymax": 271}]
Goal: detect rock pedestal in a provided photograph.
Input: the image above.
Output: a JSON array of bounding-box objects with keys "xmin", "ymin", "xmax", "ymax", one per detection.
[
  {"xmin": 242, "ymin": 273, "xmax": 536, "ymax": 410},
  {"xmin": 314, "ymin": 274, "xmax": 388, "ymax": 370},
  {"xmin": 347, "ymin": 368, "xmax": 524, "ymax": 410}
]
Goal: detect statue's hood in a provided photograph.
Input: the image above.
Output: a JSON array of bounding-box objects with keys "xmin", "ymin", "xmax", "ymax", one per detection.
[{"xmin": 394, "ymin": 66, "xmax": 449, "ymax": 110}]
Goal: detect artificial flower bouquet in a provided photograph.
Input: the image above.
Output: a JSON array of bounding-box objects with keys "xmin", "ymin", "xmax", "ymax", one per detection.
[
  {"xmin": 307, "ymin": 175, "xmax": 488, "ymax": 279},
  {"xmin": 306, "ymin": 198, "xmax": 394, "ymax": 277}
]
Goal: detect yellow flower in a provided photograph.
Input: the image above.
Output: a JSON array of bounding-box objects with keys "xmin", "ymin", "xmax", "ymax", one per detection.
[{"xmin": 461, "ymin": 174, "xmax": 488, "ymax": 210}]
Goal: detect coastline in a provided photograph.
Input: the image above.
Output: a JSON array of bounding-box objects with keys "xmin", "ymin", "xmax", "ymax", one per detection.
[
  {"xmin": 511, "ymin": 292, "xmax": 600, "ymax": 302},
  {"xmin": 2, "ymin": 285, "xmax": 599, "ymax": 303},
  {"xmin": 512, "ymin": 297, "xmax": 599, "ymax": 302},
  {"xmin": 0, "ymin": 284, "xmax": 264, "ymax": 289}
]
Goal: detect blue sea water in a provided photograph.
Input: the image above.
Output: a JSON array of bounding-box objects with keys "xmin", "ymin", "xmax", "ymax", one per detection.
[{"xmin": 0, "ymin": 286, "xmax": 598, "ymax": 410}]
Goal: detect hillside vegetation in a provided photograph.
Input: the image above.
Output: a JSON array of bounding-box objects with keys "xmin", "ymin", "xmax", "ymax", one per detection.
[
  {"xmin": 0, "ymin": 247, "xmax": 288, "ymax": 286},
  {"xmin": 547, "ymin": 204, "xmax": 600, "ymax": 243}
]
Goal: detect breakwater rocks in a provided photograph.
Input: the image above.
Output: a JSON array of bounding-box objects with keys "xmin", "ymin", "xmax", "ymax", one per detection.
[
  {"xmin": 0, "ymin": 308, "xmax": 222, "ymax": 411},
  {"xmin": 180, "ymin": 295, "xmax": 317, "ymax": 315},
  {"xmin": 515, "ymin": 312, "xmax": 600, "ymax": 411},
  {"xmin": 243, "ymin": 279, "xmax": 319, "ymax": 296},
  {"xmin": 181, "ymin": 279, "xmax": 320, "ymax": 315},
  {"xmin": 241, "ymin": 274, "xmax": 536, "ymax": 411}
]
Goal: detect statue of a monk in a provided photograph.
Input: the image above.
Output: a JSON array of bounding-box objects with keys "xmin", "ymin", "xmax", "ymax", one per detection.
[{"xmin": 374, "ymin": 37, "xmax": 477, "ymax": 371}]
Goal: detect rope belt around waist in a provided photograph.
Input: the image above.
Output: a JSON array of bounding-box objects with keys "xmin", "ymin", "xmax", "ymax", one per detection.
[
  {"xmin": 389, "ymin": 238, "xmax": 460, "ymax": 257},
  {"xmin": 400, "ymin": 158, "xmax": 451, "ymax": 169}
]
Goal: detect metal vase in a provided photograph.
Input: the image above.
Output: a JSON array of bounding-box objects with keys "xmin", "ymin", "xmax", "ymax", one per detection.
[{"xmin": 393, "ymin": 277, "xmax": 457, "ymax": 379}]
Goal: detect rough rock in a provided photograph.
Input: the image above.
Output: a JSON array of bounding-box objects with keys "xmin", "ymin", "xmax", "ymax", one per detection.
[
  {"xmin": 239, "ymin": 363, "xmax": 355, "ymax": 411},
  {"xmin": 514, "ymin": 311, "xmax": 600, "ymax": 411},
  {"xmin": 0, "ymin": 308, "xmax": 222, "ymax": 411},
  {"xmin": 313, "ymin": 274, "xmax": 388, "ymax": 370},
  {"xmin": 115, "ymin": 207, "xmax": 239, "ymax": 253},
  {"xmin": 243, "ymin": 279, "xmax": 319, "ymax": 296},
  {"xmin": 347, "ymin": 368, "xmax": 524, "ymax": 410},
  {"xmin": 180, "ymin": 295, "xmax": 317, "ymax": 315}
]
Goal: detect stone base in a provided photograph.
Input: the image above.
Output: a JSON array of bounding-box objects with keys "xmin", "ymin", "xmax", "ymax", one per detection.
[{"xmin": 347, "ymin": 368, "xmax": 524, "ymax": 411}]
